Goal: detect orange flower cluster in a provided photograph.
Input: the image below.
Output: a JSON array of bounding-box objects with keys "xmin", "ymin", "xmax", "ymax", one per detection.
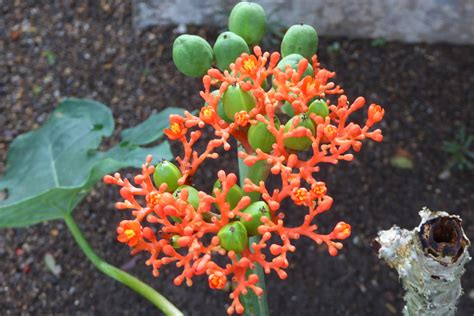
[{"xmin": 104, "ymin": 46, "xmax": 384, "ymax": 314}]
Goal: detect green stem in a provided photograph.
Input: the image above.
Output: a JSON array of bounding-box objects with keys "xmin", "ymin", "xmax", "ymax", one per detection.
[
  {"xmin": 238, "ymin": 148, "xmax": 270, "ymax": 316},
  {"xmin": 63, "ymin": 213, "xmax": 183, "ymax": 316}
]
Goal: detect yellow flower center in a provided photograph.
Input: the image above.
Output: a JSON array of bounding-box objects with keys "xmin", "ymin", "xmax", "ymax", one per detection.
[
  {"xmin": 201, "ymin": 106, "xmax": 214, "ymax": 120},
  {"xmin": 235, "ymin": 111, "xmax": 249, "ymax": 126},
  {"xmin": 325, "ymin": 125, "xmax": 337, "ymax": 137},
  {"xmin": 209, "ymin": 273, "xmax": 225, "ymax": 289},
  {"xmin": 294, "ymin": 188, "xmax": 308, "ymax": 203},
  {"xmin": 312, "ymin": 184, "xmax": 326, "ymax": 198},
  {"xmin": 170, "ymin": 122, "xmax": 181, "ymax": 134},
  {"xmin": 149, "ymin": 191, "xmax": 161, "ymax": 205},
  {"xmin": 243, "ymin": 59, "xmax": 256, "ymax": 72},
  {"xmin": 124, "ymin": 229, "xmax": 136, "ymax": 240}
]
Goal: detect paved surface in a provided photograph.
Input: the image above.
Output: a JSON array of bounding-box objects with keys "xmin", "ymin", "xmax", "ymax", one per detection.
[{"xmin": 134, "ymin": 0, "xmax": 474, "ymax": 44}]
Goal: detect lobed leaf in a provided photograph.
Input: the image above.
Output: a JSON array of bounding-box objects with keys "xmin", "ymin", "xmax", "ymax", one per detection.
[{"xmin": 0, "ymin": 98, "xmax": 177, "ymax": 228}]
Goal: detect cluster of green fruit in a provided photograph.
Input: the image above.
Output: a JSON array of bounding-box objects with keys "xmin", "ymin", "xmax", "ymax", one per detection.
[
  {"xmin": 245, "ymin": 98, "xmax": 329, "ymax": 153},
  {"xmin": 153, "ymin": 161, "xmax": 270, "ymax": 253},
  {"xmin": 173, "ymin": 2, "xmax": 328, "ymax": 153},
  {"xmin": 172, "ymin": 2, "xmax": 318, "ymax": 76}
]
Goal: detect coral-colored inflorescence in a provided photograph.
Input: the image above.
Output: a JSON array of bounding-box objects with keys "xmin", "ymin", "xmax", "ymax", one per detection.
[{"xmin": 104, "ymin": 46, "xmax": 384, "ymax": 314}]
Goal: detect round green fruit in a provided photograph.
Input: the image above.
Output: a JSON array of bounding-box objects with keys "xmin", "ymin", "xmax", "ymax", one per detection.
[
  {"xmin": 223, "ymin": 84, "xmax": 256, "ymax": 121},
  {"xmin": 240, "ymin": 201, "xmax": 270, "ymax": 235},
  {"xmin": 171, "ymin": 235, "xmax": 181, "ymax": 248},
  {"xmin": 172, "ymin": 34, "xmax": 214, "ymax": 77},
  {"xmin": 173, "ymin": 185, "xmax": 200, "ymax": 210},
  {"xmin": 153, "ymin": 161, "xmax": 182, "ymax": 192},
  {"xmin": 228, "ymin": 2, "xmax": 266, "ymax": 45},
  {"xmin": 213, "ymin": 31, "xmax": 250, "ymax": 71},
  {"xmin": 281, "ymin": 24, "xmax": 318, "ymax": 60},
  {"xmin": 248, "ymin": 116, "xmax": 280, "ymax": 153},
  {"xmin": 284, "ymin": 114, "xmax": 316, "ymax": 151},
  {"xmin": 308, "ymin": 99, "xmax": 329, "ymax": 119},
  {"xmin": 218, "ymin": 221, "xmax": 248, "ymax": 252},
  {"xmin": 213, "ymin": 180, "xmax": 244, "ymax": 210}
]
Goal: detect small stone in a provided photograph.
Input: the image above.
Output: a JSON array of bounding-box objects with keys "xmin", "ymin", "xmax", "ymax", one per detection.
[
  {"xmin": 174, "ymin": 23, "xmax": 187, "ymax": 34},
  {"xmin": 468, "ymin": 289, "xmax": 474, "ymax": 300},
  {"xmin": 438, "ymin": 169, "xmax": 451, "ymax": 180},
  {"xmin": 385, "ymin": 303, "xmax": 397, "ymax": 314}
]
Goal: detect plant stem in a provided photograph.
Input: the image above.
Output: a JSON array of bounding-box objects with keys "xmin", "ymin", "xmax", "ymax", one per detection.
[
  {"xmin": 237, "ymin": 148, "xmax": 270, "ymax": 316},
  {"xmin": 63, "ymin": 213, "xmax": 183, "ymax": 316}
]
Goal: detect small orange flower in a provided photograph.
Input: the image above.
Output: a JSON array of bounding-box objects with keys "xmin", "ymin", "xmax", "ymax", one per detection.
[
  {"xmin": 291, "ymin": 187, "xmax": 309, "ymax": 205},
  {"xmin": 117, "ymin": 220, "xmax": 142, "ymax": 246},
  {"xmin": 367, "ymin": 104, "xmax": 384, "ymax": 125},
  {"xmin": 331, "ymin": 222, "xmax": 351, "ymax": 240},
  {"xmin": 208, "ymin": 271, "xmax": 226, "ymax": 289},
  {"xmin": 311, "ymin": 182, "xmax": 327, "ymax": 199},
  {"xmin": 238, "ymin": 55, "xmax": 260, "ymax": 76},
  {"xmin": 148, "ymin": 191, "xmax": 161, "ymax": 206},
  {"xmin": 300, "ymin": 76, "xmax": 316, "ymax": 94},
  {"xmin": 164, "ymin": 117, "xmax": 187, "ymax": 140},
  {"xmin": 200, "ymin": 105, "xmax": 217, "ymax": 123},
  {"xmin": 324, "ymin": 125, "xmax": 337, "ymax": 140},
  {"xmin": 234, "ymin": 111, "xmax": 250, "ymax": 126}
]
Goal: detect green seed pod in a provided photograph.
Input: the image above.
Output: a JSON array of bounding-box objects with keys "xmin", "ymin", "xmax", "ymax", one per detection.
[
  {"xmin": 228, "ymin": 2, "xmax": 266, "ymax": 45},
  {"xmin": 172, "ymin": 34, "xmax": 214, "ymax": 77},
  {"xmin": 223, "ymin": 84, "xmax": 256, "ymax": 121},
  {"xmin": 240, "ymin": 201, "xmax": 270, "ymax": 235},
  {"xmin": 153, "ymin": 161, "xmax": 182, "ymax": 192},
  {"xmin": 173, "ymin": 185, "xmax": 200, "ymax": 210},
  {"xmin": 207, "ymin": 90, "xmax": 233, "ymax": 123},
  {"xmin": 213, "ymin": 180, "xmax": 244, "ymax": 210},
  {"xmin": 213, "ymin": 31, "xmax": 250, "ymax": 71},
  {"xmin": 218, "ymin": 221, "xmax": 248, "ymax": 252},
  {"xmin": 308, "ymin": 99, "xmax": 329, "ymax": 119},
  {"xmin": 281, "ymin": 24, "xmax": 318, "ymax": 60},
  {"xmin": 217, "ymin": 101, "xmax": 233, "ymax": 123},
  {"xmin": 248, "ymin": 116, "xmax": 280, "ymax": 153},
  {"xmin": 284, "ymin": 114, "xmax": 316, "ymax": 151},
  {"xmin": 171, "ymin": 235, "xmax": 181, "ymax": 248}
]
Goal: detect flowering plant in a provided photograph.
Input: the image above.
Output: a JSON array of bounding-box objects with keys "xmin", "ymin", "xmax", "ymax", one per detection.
[
  {"xmin": 104, "ymin": 14, "xmax": 384, "ymax": 313},
  {"xmin": 0, "ymin": 2, "xmax": 385, "ymax": 315}
]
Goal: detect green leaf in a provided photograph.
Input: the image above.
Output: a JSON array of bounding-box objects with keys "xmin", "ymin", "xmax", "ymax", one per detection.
[
  {"xmin": 0, "ymin": 98, "xmax": 178, "ymax": 228},
  {"xmin": 122, "ymin": 107, "xmax": 184, "ymax": 145}
]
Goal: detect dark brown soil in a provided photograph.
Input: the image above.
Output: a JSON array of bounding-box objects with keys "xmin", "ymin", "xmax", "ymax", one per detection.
[{"xmin": 1, "ymin": 1, "xmax": 473, "ymax": 315}]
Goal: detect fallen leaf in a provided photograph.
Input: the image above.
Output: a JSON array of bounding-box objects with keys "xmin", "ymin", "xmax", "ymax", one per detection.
[
  {"xmin": 390, "ymin": 156, "xmax": 414, "ymax": 169},
  {"xmin": 44, "ymin": 253, "xmax": 62, "ymax": 277}
]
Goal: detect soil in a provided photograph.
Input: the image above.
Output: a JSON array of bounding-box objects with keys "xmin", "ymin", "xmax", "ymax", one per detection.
[{"xmin": 1, "ymin": 1, "xmax": 473, "ymax": 316}]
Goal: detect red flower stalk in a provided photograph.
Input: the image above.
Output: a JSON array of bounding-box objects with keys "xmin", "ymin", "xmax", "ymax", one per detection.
[{"xmin": 104, "ymin": 46, "xmax": 384, "ymax": 314}]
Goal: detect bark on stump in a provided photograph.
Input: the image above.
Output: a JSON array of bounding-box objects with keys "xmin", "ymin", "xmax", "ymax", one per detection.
[{"xmin": 375, "ymin": 207, "xmax": 471, "ymax": 316}]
